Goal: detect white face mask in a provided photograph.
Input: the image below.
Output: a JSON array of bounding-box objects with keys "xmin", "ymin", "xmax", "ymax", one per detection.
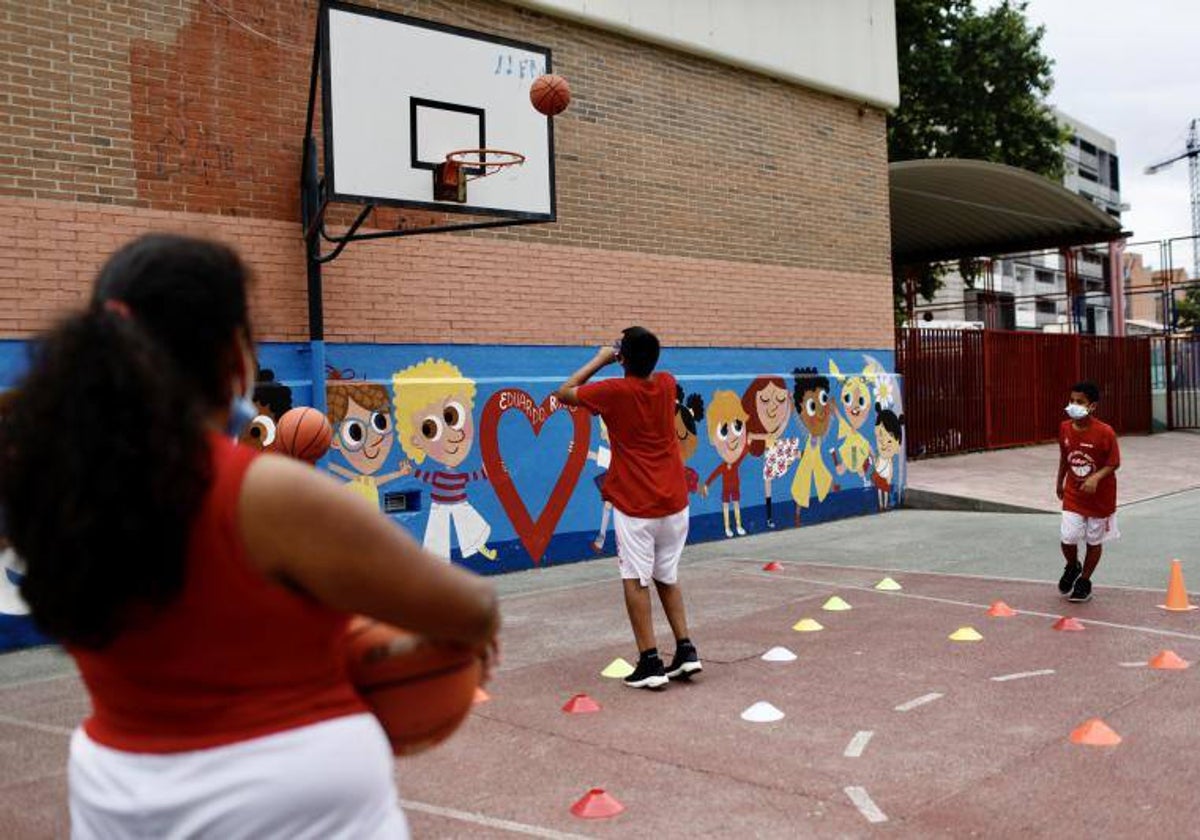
[
  {"xmin": 1065, "ymin": 403, "xmax": 1089, "ymax": 420},
  {"xmin": 226, "ymin": 341, "xmax": 258, "ymax": 439}
]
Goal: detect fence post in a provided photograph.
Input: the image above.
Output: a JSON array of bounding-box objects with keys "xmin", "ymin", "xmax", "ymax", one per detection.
[
  {"xmin": 982, "ymin": 330, "xmax": 993, "ymax": 448},
  {"xmin": 1165, "ymin": 334, "xmax": 1175, "ymax": 431}
]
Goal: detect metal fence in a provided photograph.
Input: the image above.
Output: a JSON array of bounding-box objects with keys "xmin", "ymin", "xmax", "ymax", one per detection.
[
  {"xmin": 897, "ymin": 328, "xmax": 1152, "ymax": 458},
  {"xmin": 1161, "ymin": 334, "xmax": 1200, "ymax": 429}
]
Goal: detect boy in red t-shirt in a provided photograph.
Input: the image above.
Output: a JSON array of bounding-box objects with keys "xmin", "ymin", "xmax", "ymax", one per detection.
[
  {"xmin": 556, "ymin": 327, "xmax": 700, "ymax": 689},
  {"xmin": 1056, "ymin": 381, "xmax": 1121, "ymax": 603}
]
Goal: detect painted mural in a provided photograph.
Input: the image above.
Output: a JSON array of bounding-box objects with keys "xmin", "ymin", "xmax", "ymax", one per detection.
[{"xmin": 0, "ymin": 340, "xmax": 904, "ymax": 651}]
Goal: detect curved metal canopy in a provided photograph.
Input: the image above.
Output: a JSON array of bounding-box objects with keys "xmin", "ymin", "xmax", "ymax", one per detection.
[{"xmin": 890, "ymin": 158, "xmax": 1125, "ymax": 265}]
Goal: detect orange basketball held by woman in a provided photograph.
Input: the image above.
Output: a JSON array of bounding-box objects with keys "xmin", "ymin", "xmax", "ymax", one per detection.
[
  {"xmin": 274, "ymin": 406, "xmax": 332, "ymax": 463},
  {"xmin": 530, "ymin": 73, "xmax": 571, "ymax": 116},
  {"xmin": 343, "ymin": 617, "xmax": 482, "ymax": 756}
]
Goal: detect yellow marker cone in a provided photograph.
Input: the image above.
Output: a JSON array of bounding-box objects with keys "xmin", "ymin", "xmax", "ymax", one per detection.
[
  {"xmin": 874, "ymin": 577, "xmax": 902, "ymax": 591},
  {"xmin": 600, "ymin": 657, "xmax": 634, "ymax": 679},
  {"xmin": 949, "ymin": 626, "xmax": 983, "ymax": 642},
  {"xmin": 792, "ymin": 618, "xmax": 825, "ymax": 632},
  {"xmin": 822, "ymin": 596, "xmax": 852, "ymax": 611}
]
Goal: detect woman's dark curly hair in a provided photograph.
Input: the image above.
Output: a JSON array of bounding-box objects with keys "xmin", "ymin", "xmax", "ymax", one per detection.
[
  {"xmin": 0, "ymin": 234, "xmax": 251, "ymax": 649},
  {"xmin": 674, "ymin": 384, "xmax": 705, "ymax": 435}
]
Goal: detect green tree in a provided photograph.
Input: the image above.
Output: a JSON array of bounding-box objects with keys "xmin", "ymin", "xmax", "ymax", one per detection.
[
  {"xmin": 1177, "ymin": 286, "xmax": 1200, "ymax": 331},
  {"xmin": 890, "ymin": 0, "xmax": 1070, "ymax": 317}
]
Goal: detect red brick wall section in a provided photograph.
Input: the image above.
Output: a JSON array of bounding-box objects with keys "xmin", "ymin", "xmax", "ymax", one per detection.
[{"xmin": 0, "ymin": 1, "xmax": 894, "ymax": 348}]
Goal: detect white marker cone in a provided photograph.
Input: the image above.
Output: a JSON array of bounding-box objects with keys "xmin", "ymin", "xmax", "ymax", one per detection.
[
  {"xmin": 761, "ymin": 646, "xmax": 798, "ymax": 662},
  {"xmin": 741, "ymin": 701, "xmax": 785, "ymax": 723}
]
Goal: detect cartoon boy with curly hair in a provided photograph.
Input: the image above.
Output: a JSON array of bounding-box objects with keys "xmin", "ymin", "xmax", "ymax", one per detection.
[
  {"xmin": 325, "ymin": 372, "xmax": 409, "ymax": 509},
  {"xmin": 393, "ymin": 359, "xmax": 496, "ymax": 562}
]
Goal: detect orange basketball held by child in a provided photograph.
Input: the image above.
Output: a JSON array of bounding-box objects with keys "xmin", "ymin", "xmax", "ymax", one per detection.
[
  {"xmin": 274, "ymin": 406, "xmax": 332, "ymax": 463},
  {"xmin": 530, "ymin": 73, "xmax": 571, "ymax": 116},
  {"xmin": 343, "ymin": 616, "xmax": 482, "ymax": 756}
]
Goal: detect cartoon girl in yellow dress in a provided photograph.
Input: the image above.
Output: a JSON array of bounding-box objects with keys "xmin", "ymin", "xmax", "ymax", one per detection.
[
  {"xmin": 791, "ymin": 367, "xmax": 834, "ymax": 525},
  {"xmin": 829, "ymin": 360, "xmax": 873, "ymax": 487}
]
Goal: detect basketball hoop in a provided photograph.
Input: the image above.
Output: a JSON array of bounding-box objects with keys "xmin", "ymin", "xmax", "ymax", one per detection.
[{"xmin": 434, "ymin": 149, "xmax": 525, "ymax": 203}]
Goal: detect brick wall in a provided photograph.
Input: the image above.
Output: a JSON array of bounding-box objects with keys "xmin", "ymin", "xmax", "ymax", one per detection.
[{"xmin": 0, "ymin": 0, "xmax": 894, "ymax": 348}]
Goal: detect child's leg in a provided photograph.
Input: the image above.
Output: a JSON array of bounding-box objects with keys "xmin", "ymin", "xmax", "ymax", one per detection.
[
  {"xmin": 1081, "ymin": 544, "xmax": 1102, "ymax": 579},
  {"xmin": 653, "ymin": 579, "xmax": 690, "ymax": 642},
  {"xmin": 622, "ymin": 579, "xmax": 657, "ymax": 652},
  {"xmin": 1060, "ymin": 542, "xmax": 1079, "ymax": 564},
  {"xmin": 721, "ymin": 502, "xmax": 731, "ymax": 536},
  {"xmin": 733, "ymin": 501, "xmax": 744, "ymax": 535},
  {"xmin": 598, "ymin": 501, "xmax": 612, "ymax": 538}
]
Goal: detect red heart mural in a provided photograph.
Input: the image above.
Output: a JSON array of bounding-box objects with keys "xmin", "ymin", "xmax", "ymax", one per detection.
[{"xmin": 479, "ymin": 389, "xmax": 591, "ymax": 564}]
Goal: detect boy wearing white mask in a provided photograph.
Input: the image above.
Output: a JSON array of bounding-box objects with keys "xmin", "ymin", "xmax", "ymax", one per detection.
[{"xmin": 1056, "ymin": 381, "xmax": 1120, "ymax": 603}]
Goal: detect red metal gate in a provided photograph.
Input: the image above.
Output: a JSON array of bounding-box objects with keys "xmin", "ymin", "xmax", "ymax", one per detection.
[{"xmin": 897, "ymin": 329, "xmax": 1152, "ymax": 458}]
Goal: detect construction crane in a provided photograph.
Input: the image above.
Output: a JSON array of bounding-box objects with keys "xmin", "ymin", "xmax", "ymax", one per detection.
[{"xmin": 1144, "ymin": 118, "xmax": 1200, "ymax": 279}]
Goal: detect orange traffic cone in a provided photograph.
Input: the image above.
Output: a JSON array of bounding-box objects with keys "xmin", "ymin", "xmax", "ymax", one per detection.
[
  {"xmin": 987, "ymin": 601, "xmax": 1017, "ymax": 617},
  {"xmin": 570, "ymin": 788, "xmax": 625, "ymax": 819},
  {"xmin": 562, "ymin": 693, "xmax": 602, "ymax": 714},
  {"xmin": 1148, "ymin": 650, "xmax": 1190, "ymax": 670},
  {"xmin": 1052, "ymin": 616, "xmax": 1085, "ymax": 632},
  {"xmin": 1158, "ymin": 559, "xmax": 1197, "ymax": 611},
  {"xmin": 1070, "ymin": 718, "xmax": 1121, "ymax": 746}
]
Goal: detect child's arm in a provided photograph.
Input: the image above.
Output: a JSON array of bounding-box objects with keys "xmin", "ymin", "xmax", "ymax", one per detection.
[
  {"xmin": 1056, "ymin": 449, "xmax": 1068, "ymax": 500},
  {"xmin": 555, "ymin": 347, "xmax": 618, "ymax": 406},
  {"xmin": 704, "ymin": 464, "xmax": 723, "ymax": 488},
  {"xmin": 326, "ymin": 462, "xmax": 356, "ymax": 481},
  {"xmin": 1081, "ymin": 464, "xmax": 1116, "ymax": 495}
]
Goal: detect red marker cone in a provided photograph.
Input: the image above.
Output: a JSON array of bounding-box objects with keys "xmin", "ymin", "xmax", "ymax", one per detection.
[
  {"xmin": 986, "ymin": 601, "xmax": 1017, "ymax": 617},
  {"xmin": 1052, "ymin": 616, "xmax": 1085, "ymax": 632},
  {"xmin": 1070, "ymin": 718, "xmax": 1121, "ymax": 746},
  {"xmin": 562, "ymin": 693, "xmax": 602, "ymax": 714},
  {"xmin": 570, "ymin": 788, "xmax": 625, "ymax": 819},
  {"xmin": 1148, "ymin": 650, "xmax": 1189, "ymax": 670},
  {"xmin": 763, "ymin": 561, "xmax": 783, "ymax": 572}
]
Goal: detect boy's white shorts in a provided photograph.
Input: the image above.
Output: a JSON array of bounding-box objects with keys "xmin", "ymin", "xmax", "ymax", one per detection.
[
  {"xmin": 613, "ymin": 507, "xmax": 689, "ymax": 587},
  {"xmin": 1061, "ymin": 511, "xmax": 1120, "ymax": 547}
]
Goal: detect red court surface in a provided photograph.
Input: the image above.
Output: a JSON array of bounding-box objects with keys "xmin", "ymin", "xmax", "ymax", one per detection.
[{"xmin": 4, "ymin": 558, "xmax": 1200, "ymax": 838}]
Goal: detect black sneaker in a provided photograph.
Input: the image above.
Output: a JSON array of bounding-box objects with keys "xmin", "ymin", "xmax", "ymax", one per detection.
[
  {"xmin": 1058, "ymin": 561, "xmax": 1082, "ymax": 595},
  {"xmin": 664, "ymin": 641, "xmax": 703, "ymax": 680},
  {"xmin": 623, "ymin": 654, "xmax": 668, "ymax": 689},
  {"xmin": 1068, "ymin": 577, "xmax": 1093, "ymax": 603}
]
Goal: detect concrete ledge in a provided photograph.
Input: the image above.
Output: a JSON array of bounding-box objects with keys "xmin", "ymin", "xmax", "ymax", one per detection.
[{"xmin": 903, "ymin": 488, "xmax": 1054, "ymax": 515}]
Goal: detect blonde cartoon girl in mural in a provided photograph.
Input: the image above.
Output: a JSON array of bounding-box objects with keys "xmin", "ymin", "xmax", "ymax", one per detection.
[
  {"xmin": 325, "ymin": 371, "xmax": 410, "ymax": 508},
  {"xmin": 741, "ymin": 376, "xmax": 799, "ymax": 529},
  {"xmin": 791, "ymin": 367, "xmax": 835, "ymax": 526},
  {"xmin": 871, "ymin": 405, "xmax": 905, "ymax": 510},
  {"xmin": 587, "ymin": 418, "xmax": 615, "ymax": 553},
  {"xmin": 829, "ymin": 361, "xmax": 874, "ymax": 487},
  {"xmin": 393, "ymin": 359, "xmax": 497, "ymax": 562},
  {"xmin": 704, "ymin": 390, "xmax": 749, "ymax": 537}
]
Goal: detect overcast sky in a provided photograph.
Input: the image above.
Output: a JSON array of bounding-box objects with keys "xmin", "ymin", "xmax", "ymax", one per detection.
[{"xmin": 1014, "ymin": 0, "xmax": 1199, "ymax": 269}]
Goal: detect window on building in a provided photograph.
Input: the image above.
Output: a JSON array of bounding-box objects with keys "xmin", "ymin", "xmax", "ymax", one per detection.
[
  {"xmin": 1035, "ymin": 269, "xmax": 1055, "ymax": 284},
  {"xmin": 1079, "ymin": 139, "xmax": 1098, "ymax": 155},
  {"xmin": 1036, "ymin": 301, "xmax": 1057, "ymax": 314},
  {"xmin": 1110, "ymin": 155, "xmax": 1120, "ymax": 191}
]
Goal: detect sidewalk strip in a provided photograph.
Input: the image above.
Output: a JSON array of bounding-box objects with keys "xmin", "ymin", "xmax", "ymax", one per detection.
[
  {"xmin": 844, "ymin": 786, "xmax": 888, "ymax": 823},
  {"xmin": 894, "ymin": 692, "xmax": 943, "ymax": 712},
  {"xmin": 843, "ymin": 730, "xmax": 874, "ymax": 758},
  {"xmin": 990, "ymin": 669, "xmax": 1055, "ymax": 682}
]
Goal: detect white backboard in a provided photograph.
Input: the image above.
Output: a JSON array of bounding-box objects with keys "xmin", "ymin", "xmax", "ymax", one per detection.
[{"xmin": 322, "ymin": 2, "xmax": 555, "ymax": 220}]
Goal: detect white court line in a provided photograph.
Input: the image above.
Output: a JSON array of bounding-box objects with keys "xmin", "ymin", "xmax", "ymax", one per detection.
[
  {"xmin": 844, "ymin": 786, "xmax": 888, "ymax": 824},
  {"xmin": 732, "ymin": 569, "xmax": 1200, "ymax": 643},
  {"xmin": 990, "ymin": 669, "xmax": 1056, "ymax": 682},
  {"xmin": 1118, "ymin": 661, "xmax": 1148, "ymax": 668},
  {"xmin": 0, "ymin": 713, "xmax": 73, "ymax": 737},
  {"xmin": 843, "ymin": 730, "xmax": 874, "ymax": 758},
  {"xmin": 400, "ymin": 799, "xmax": 593, "ymax": 839},
  {"xmin": 894, "ymin": 692, "xmax": 943, "ymax": 712}
]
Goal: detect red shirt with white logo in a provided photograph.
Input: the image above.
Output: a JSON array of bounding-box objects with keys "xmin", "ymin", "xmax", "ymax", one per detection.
[
  {"xmin": 577, "ymin": 372, "xmax": 689, "ymax": 518},
  {"xmin": 1059, "ymin": 418, "xmax": 1120, "ymax": 518}
]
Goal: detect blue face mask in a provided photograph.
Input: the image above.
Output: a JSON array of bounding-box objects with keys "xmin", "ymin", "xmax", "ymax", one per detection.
[
  {"xmin": 1065, "ymin": 403, "xmax": 1089, "ymax": 420},
  {"xmin": 226, "ymin": 349, "xmax": 258, "ymax": 439}
]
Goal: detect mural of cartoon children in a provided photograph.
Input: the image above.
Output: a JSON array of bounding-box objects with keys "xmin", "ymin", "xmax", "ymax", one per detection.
[
  {"xmin": 791, "ymin": 367, "xmax": 835, "ymax": 525},
  {"xmin": 829, "ymin": 360, "xmax": 873, "ymax": 486},
  {"xmin": 239, "ymin": 368, "xmax": 292, "ymax": 451},
  {"xmin": 325, "ymin": 372, "xmax": 409, "ymax": 509},
  {"xmin": 587, "ymin": 418, "xmax": 615, "ymax": 554},
  {"xmin": 674, "ymin": 386, "xmax": 707, "ymax": 500},
  {"xmin": 393, "ymin": 359, "xmax": 497, "ymax": 562},
  {"xmin": 872, "ymin": 405, "xmax": 905, "ymax": 510},
  {"xmin": 741, "ymin": 376, "xmax": 799, "ymax": 528},
  {"xmin": 703, "ymin": 390, "xmax": 749, "ymax": 537}
]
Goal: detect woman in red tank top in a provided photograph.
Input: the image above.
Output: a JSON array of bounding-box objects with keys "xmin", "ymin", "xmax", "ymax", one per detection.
[{"xmin": 0, "ymin": 234, "xmax": 499, "ymax": 838}]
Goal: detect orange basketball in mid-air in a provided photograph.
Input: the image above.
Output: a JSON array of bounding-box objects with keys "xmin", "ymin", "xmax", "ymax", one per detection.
[
  {"xmin": 530, "ymin": 74, "xmax": 571, "ymax": 116},
  {"xmin": 343, "ymin": 617, "xmax": 481, "ymax": 756},
  {"xmin": 275, "ymin": 407, "xmax": 332, "ymax": 463}
]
